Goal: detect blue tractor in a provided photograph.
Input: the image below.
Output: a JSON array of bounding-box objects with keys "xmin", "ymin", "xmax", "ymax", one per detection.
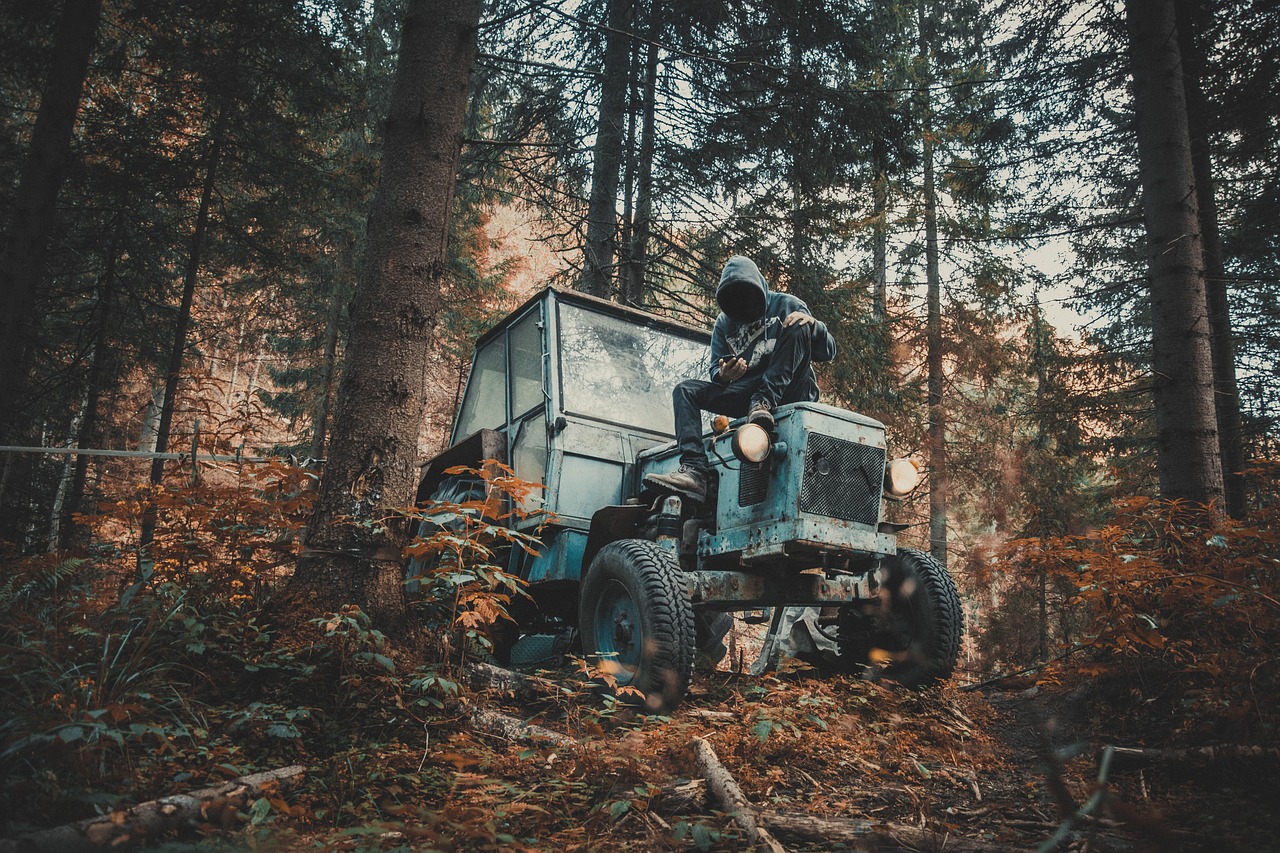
[{"xmin": 413, "ymin": 286, "xmax": 963, "ymax": 710}]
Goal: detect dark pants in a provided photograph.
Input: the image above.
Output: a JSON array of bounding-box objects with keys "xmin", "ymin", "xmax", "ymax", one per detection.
[{"xmin": 674, "ymin": 320, "xmax": 820, "ymax": 468}]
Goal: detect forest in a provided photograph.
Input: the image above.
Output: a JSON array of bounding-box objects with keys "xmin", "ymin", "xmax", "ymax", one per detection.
[{"xmin": 0, "ymin": 0, "xmax": 1277, "ymax": 850}]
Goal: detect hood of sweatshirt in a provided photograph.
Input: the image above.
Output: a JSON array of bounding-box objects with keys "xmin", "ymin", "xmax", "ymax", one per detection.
[{"xmin": 715, "ymin": 255, "xmax": 769, "ymax": 322}]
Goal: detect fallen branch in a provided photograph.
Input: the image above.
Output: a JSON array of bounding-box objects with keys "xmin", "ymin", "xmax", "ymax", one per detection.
[
  {"xmin": 0, "ymin": 765, "xmax": 305, "ymax": 853},
  {"xmin": 761, "ymin": 811, "xmax": 1031, "ymax": 853},
  {"xmin": 467, "ymin": 704, "xmax": 578, "ymax": 749},
  {"xmin": 690, "ymin": 736, "xmax": 786, "ymax": 853},
  {"xmin": 686, "ymin": 708, "xmax": 736, "ymax": 723},
  {"xmin": 652, "ymin": 779, "xmax": 708, "ymax": 814},
  {"xmin": 1107, "ymin": 744, "xmax": 1280, "ymax": 770},
  {"xmin": 465, "ymin": 661, "xmax": 567, "ymax": 699}
]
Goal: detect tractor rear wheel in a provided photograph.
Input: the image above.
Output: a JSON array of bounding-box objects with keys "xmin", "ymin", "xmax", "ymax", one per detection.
[{"xmin": 838, "ymin": 548, "xmax": 962, "ymax": 687}]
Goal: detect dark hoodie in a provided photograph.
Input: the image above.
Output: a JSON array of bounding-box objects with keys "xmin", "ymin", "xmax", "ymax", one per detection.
[{"xmin": 708, "ymin": 256, "xmax": 836, "ymax": 394}]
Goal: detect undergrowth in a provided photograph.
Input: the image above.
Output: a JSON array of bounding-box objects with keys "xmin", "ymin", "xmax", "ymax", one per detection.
[
  {"xmin": 2, "ymin": 457, "xmax": 1277, "ymax": 850},
  {"xmin": 0, "ymin": 461, "xmax": 545, "ymax": 847},
  {"xmin": 986, "ymin": 470, "xmax": 1280, "ymax": 745}
]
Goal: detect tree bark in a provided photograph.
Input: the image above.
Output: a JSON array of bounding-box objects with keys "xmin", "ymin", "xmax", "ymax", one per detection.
[
  {"xmin": 137, "ymin": 118, "xmax": 227, "ymax": 568},
  {"xmin": 294, "ymin": 0, "xmax": 483, "ymax": 635},
  {"xmin": 920, "ymin": 1, "xmax": 948, "ymax": 565},
  {"xmin": 690, "ymin": 736, "xmax": 787, "ymax": 853},
  {"xmin": 1176, "ymin": 0, "xmax": 1247, "ymax": 517},
  {"xmin": 580, "ymin": 0, "xmax": 633, "ymax": 299},
  {"xmin": 0, "ymin": 0, "xmax": 104, "ymax": 444},
  {"xmin": 622, "ymin": 36, "xmax": 659, "ymax": 308},
  {"xmin": 309, "ymin": 278, "xmax": 344, "ymax": 463},
  {"xmin": 467, "ymin": 705, "xmax": 577, "ymax": 748},
  {"xmin": 466, "ymin": 660, "xmax": 565, "ymax": 699},
  {"xmin": 761, "ymin": 810, "xmax": 1030, "ymax": 853},
  {"xmin": 872, "ymin": 138, "xmax": 889, "ymax": 323},
  {"xmin": 1107, "ymin": 744, "xmax": 1280, "ymax": 770},
  {"xmin": 61, "ymin": 228, "xmax": 121, "ymax": 548},
  {"xmin": 1124, "ymin": 0, "xmax": 1224, "ymax": 507}
]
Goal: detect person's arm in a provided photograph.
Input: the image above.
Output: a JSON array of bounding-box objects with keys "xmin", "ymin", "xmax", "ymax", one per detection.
[
  {"xmin": 783, "ymin": 299, "xmax": 836, "ymax": 361},
  {"xmin": 708, "ymin": 319, "xmax": 747, "ymax": 383},
  {"xmin": 708, "ymin": 319, "xmax": 730, "ymax": 381}
]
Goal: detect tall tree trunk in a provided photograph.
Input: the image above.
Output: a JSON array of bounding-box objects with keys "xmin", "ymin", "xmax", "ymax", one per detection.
[
  {"xmin": 1032, "ymin": 304, "xmax": 1049, "ymax": 660},
  {"xmin": 872, "ymin": 138, "xmax": 889, "ymax": 323},
  {"xmin": 60, "ymin": 227, "xmax": 121, "ymax": 548},
  {"xmin": 623, "ymin": 37, "xmax": 659, "ymax": 308},
  {"xmin": 294, "ymin": 0, "xmax": 483, "ymax": 634},
  {"xmin": 1124, "ymin": 0, "xmax": 1223, "ymax": 508},
  {"xmin": 787, "ymin": 29, "xmax": 807, "ymax": 294},
  {"xmin": 48, "ymin": 395, "xmax": 86, "ymax": 551},
  {"xmin": 310, "ymin": 278, "xmax": 345, "ymax": 462},
  {"xmin": 920, "ymin": 1, "xmax": 947, "ymax": 565},
  {"xmin": 0, "ymin": 0, "xmax": 105, "ymax": 443},
  {"xmin": 619, "ymin": 57, "xmax": 638, "ymax": 301},
  {"xmin": 136, "ymin": 117, "xmax": 227, "ymax": 568},
  {"xmin": 1177, "ymin": 0, "xmax": 1247, "ymax": 517},
  {"xmin": 580, "ymin": 0, "xmax": 632, "ymax": 298}
]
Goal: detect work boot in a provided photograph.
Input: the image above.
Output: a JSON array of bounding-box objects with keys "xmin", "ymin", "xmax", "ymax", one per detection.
[
  {"xmin": 643, "ymin": 464, "xmax": 709, "ymax": 502},
  {"xmin": 747, "ymin": 400, "xmax": 775, "ymax": 430}
]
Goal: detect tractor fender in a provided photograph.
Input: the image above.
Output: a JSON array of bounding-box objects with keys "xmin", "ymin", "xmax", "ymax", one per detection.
[
  {"xmin": 413, "ymin": 428, "xmax": 507, "ymax": 506},
  {"xmin": 582, "ymin": 504, "xmax": 648, "ymax": 576}
]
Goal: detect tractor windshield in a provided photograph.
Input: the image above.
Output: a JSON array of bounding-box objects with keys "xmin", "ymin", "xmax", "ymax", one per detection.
[{"xmin": 558, "ymin": 301, "xmax": 706, "ymax": 436}]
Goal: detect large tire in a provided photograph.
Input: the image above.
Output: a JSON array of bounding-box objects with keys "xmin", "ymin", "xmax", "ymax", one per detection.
[
  {"xmin": 405, "ymin": 475, "xmax": 489, "ymax": 587},
  {"xmin": 694, "ymin": 609, "xmax": 733, "ymax": 668},
  {"xmin": 406, "ymin": 475, "xmax": 515, "ymax": 662},
  {"xmin": 578, "ymin": 539, "xmax": 695, "ymax": 712},
  {"xmin": 838, "ymin": 548, "xmax": 962, "ymax": 688}
]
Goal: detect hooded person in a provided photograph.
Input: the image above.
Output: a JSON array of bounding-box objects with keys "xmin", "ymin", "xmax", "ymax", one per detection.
[{"xmin": 644, "ymin": 255, "xmax": 837, "ymax": 502}]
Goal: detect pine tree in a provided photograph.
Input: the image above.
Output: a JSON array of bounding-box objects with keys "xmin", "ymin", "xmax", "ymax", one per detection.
[
  {"xmin": 295, "ymin": 0, "xmax": 484, "ymax": 632},
  {"xmin": 1125, "ymin": 0, "xmax": 1223, "ymax": 507}
]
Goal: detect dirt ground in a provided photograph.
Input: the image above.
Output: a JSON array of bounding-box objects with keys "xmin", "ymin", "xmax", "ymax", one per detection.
[{"xmin": 454, "ymin": 662, "xmax": 1280, "ymax": 853}]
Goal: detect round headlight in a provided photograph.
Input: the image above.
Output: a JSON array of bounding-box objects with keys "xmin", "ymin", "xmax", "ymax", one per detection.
[
  {"xmin": 884, "ymin": 458, "xmax": 921, "ymax": 498},
  {"xmin": 731, "ymin": 422, "xmax": 772, "ymax": 463}
]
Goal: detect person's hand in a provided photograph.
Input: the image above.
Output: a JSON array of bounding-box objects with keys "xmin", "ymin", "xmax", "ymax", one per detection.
[
  {"xmin": 783, "ymin": 311, "xmax": 815, "ymax": 328},
  {"xmin": 718, "ymin": 356, "xmax": 747, "ymax": 382}
]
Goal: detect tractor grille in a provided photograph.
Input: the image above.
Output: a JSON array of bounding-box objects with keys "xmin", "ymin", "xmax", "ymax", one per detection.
[
  {"xmin": 738, "ymin": 460, "xmax": 768, "ymax": 506},
  {"xmin": 798, "ymin": 433, "xmax": 885, "ymax": 526}
]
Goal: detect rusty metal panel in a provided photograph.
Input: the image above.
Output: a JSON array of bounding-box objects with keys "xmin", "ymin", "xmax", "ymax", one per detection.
[{"xmin": 686, "ymin": 568, "xmax": 880, "ymax": 608}]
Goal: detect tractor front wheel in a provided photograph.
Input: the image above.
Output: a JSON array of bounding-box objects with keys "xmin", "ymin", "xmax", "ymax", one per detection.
[{"xmin": 578, "ymin": 539, "xmax": 695, "ymax": 712}]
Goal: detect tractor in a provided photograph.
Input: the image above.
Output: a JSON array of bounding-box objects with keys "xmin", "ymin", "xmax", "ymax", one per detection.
[{"xmin": 411, "ymin": 286, "xmax": 963, "ymax": 710}]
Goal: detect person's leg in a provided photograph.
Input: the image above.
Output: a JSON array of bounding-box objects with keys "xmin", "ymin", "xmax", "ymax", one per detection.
[
  {"xmin": 648, "ymin": 378, "xmax": 756, "ymax": 502},
  {"xmin": 672, "ymin": 378, "xmax": 756, "ymax": 468}
]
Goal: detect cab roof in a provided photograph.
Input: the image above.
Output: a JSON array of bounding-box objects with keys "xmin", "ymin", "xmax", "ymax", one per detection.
[{"xmin": 473, "ymin": 285, "xmax": 712, "ymax": 350}]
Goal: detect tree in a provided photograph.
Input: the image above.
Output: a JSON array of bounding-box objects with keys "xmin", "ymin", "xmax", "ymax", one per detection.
[
  {"xmin": 917, "ymin": 0, "xmax": 948, "ymax": 565},
  {"xmin": 0, "ymin": 0, "xmax": 103, "ymax": 444},
  {"xmin": 580, "ymin": 0, "xmax": 633, "ymax": 298},
  {"xmin": 1177, "ymin": 0, "xmax": 1247, "ymax": 517},
  {"xmin": 294, "ymin": 0, "xmax": 484, "ymax": 633},
  {"xmin": 1124, "ymin": 0, "xmax": 1223, "ymax": 507}
]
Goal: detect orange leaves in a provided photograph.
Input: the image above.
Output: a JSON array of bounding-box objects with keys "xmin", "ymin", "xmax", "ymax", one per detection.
[
  {"xmin": 994, "ymin": 494, "xmax": 1280, "ymax": 737},
  {"xmin": 75, "ymin": 458, "xmax": 316, "ymax": 605},
  {"xmin": 405, "ymin": 461, "xmax": 543, "ymax": 668}
]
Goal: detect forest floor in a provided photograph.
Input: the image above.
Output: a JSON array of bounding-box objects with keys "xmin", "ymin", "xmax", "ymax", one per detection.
[
  {"xmin": 258, "ymin": 660, "xmax": 1278, "ymax": 853},
  {"xmin": 4, "ymin": 651, "xmax": 1278, "ymax": 852}
]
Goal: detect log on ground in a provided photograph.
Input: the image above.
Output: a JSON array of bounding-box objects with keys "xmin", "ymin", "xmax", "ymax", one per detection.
[
  {"xmin": 467, "ymin": 704, "xmax": 578, "ymax": 748},
  {"xmin": 761, "ymin": 810, "xmax": 1031, "ymax": 853},
  {"xmin": 690, "ymin": 736, "xmax": 786, "ymax": 853},
  {"xmin": 0, "ymin": 765, "xmax": 305, "ymax": 853}
]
